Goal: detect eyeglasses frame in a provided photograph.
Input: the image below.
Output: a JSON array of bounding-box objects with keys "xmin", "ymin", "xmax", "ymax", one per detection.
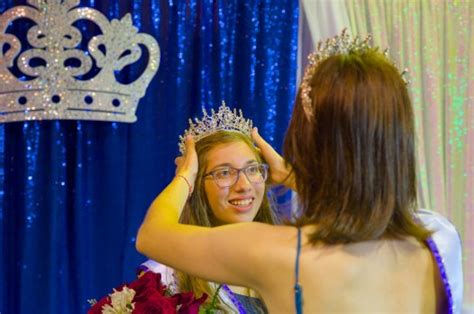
[{"xmin": 203, "ymin": 163, "xmax": 269, "ymax": 188}]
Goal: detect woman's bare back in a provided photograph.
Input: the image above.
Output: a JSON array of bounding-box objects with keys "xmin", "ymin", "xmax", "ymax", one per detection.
[{"xmin": 256, "ymin": 226, "xmax": 445, "ymax": 313}]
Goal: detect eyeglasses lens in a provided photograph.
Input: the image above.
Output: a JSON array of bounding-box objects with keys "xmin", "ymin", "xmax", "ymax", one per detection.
[{"xmin": 213, "ymin": 165, "xmax": 267, "ymax": 188}]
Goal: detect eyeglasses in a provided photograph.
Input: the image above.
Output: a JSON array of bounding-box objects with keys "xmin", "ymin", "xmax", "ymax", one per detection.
[{"xmin": 203, "ymin": 163, "xmax": 269, "ymax": 188}]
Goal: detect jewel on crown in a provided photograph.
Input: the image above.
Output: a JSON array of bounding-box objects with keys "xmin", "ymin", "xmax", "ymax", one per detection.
[
  {"xmin": 300, "ymin": 28, "xmax": 408, "ymax": 119},
  {"xmin": 0, "ymin": 0, "xmax": 160, "ymax": 123},
  {"xmin": 178, "ymin": 102, "xmax": 253, "ymax": 154}
]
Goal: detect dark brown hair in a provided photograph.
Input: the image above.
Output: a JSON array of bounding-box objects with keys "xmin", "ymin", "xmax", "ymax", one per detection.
[{"xmin": 284, "ymin": 49, "xmax": 430, "ymax": 244}]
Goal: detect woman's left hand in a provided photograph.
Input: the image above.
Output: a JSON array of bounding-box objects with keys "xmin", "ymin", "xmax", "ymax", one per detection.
[{"xmin": 252, "ymin": 128, "xmax": 296, "ymax": 190}]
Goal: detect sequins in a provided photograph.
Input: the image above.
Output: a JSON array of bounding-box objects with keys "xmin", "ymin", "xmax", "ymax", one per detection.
[
  {"xmin": 0, "ymin": 2, "xmax": 160, "ymax": 123},
  {"xmin": 426, "ymin": 238, "xmax": 455, "ymax": 314}
]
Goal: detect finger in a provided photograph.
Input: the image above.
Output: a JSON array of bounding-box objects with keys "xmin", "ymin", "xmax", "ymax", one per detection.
[
  {"xmin": 175, "ymin": 156, "xmax": 183, "ymax": 166},
  {"xmin": 179, "ymin": 136, "xmax": 198, "ymax": 179},
  {"xmin": 184, "ymin": 135, "xmax": 196, "ymax": 156},
  {"xmin": 252, "ymin": 127, "xmax": 278, "ymax": 156}
]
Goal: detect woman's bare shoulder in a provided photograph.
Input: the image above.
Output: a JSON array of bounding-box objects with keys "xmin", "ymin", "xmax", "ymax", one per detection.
[{"xmin": 224, "ymin": 222, "xmax": 299, "ymax": 244}]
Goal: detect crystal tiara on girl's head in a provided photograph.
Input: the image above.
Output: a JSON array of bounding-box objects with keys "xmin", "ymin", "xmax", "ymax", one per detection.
[
  {"xmin": 300, "ymin": 28, "xmax": 408, "ymax": 119},
  {"xmin": 178, "ymin": 102, "xmax": 253, "ymax": 154}
]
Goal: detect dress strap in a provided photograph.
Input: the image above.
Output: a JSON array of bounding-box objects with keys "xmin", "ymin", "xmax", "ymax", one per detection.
[
  {"xmin": 221, "ymin": 284, "xmax": 247, "ymax": 314},
  {"xmin": 294, "ymin": 227, "xmax": 303, "ymax": 314}
]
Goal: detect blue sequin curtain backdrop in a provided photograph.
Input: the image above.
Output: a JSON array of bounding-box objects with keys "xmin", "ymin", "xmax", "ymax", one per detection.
[{"xmin": 0, "ymin": 0, "xmax": 299, "ymax": 313}]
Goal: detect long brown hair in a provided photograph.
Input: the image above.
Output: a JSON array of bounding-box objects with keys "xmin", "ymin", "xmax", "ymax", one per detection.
[
  {"xmin": 284, "ymin": 49, "xmax": 430, "ymax": 244},
  {"xmin": 176, "ymin": 130, "xmax": 277, "ymax": 309}
]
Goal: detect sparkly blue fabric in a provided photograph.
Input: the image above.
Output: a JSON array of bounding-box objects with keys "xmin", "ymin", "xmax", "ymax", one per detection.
[
  {"xmin": 232, "ymin": 293, "xmax": 268, "ymax": 314},
  {"xmin": 0, "ymin": 0, "xmax": 299, "ymax": 313},
  {"xmin": 426, "ymin": 238, "xmax": 454, "ymax": 313}
]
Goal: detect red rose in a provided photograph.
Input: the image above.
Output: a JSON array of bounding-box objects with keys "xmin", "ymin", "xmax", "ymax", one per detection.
[
  {"xmin": 88, "ymin": 271, "xmax": 207, "ymax": 314},
  {"xmin": 175, "ymin": 292, "xmax": 208, "ymax": 314},
  {"xmin": 129, "ymin": 272, "xmax": 166, "ymax": 301},
  {"xmin": 133, "ymin": 292, "xmax": 177, "ymax": 313}
]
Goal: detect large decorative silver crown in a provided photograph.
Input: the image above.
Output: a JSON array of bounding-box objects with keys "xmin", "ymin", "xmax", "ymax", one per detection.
[
  {"xmin": 178, "ymin": 102, "xmax": 253, "ymax": 154},
  {"xmin": 300, "ymin": 29, "xmax": 407, "ymax": 119},
  {"xmin": 0, "ymin": 0, "xmax": 160, "ymax": 123}
]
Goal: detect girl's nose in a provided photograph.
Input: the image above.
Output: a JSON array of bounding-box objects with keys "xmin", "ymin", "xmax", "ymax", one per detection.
[{"xmin": 232, "ymin": 171, "xmax": 252, "ymax": 191}]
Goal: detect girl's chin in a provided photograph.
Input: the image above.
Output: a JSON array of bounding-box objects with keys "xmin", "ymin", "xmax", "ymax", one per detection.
[{"xmin": 215, "ymin": 213, "xmax": 258, "ymax": 225}]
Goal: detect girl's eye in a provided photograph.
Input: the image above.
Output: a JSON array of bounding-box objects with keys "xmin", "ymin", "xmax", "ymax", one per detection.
[
  {"xmin": 246, "ymin": 166, "xmax": 259, "ymax": 175},
  {"xmin": 216, "ymin": 169, "xmax": 232, "ymax": 178}
]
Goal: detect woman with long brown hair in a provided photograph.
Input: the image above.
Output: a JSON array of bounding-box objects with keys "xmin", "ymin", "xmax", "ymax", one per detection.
[
  {"xmin": 140, "ymin": 105, "xmax": 277, "ymax": 313},
  {"xmin": 136, "ymin": 31, "xmax": 463, "ymax": 313}
]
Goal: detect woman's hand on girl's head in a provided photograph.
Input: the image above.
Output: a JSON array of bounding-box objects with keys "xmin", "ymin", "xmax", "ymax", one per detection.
[
  {"xmin": 175, "ymin": 135, "xmax": 199, "ymax": 186},
  {"xmin": 251, "ymin": 128, "xmax": 296, "ymax": 190}
]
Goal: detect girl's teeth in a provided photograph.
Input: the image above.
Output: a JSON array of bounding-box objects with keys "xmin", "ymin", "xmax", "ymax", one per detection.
[{"xmin": 230, "ymin": 199, "xmax": 252, "ymax": 206}]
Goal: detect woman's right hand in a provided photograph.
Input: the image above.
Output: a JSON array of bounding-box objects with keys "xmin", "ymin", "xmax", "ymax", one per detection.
[
  {"xmin": 175, "ymin": 135, "xmax": 198, "ymax": 190},
  {"xmin": 251, "ymin": 128, "xmax": 296, "ymax": 190}
]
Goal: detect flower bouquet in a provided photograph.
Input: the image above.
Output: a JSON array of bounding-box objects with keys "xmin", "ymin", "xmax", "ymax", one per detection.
[{"xmin": 88, "ymin": 271, "xmax": 207, "ymax": 313}]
